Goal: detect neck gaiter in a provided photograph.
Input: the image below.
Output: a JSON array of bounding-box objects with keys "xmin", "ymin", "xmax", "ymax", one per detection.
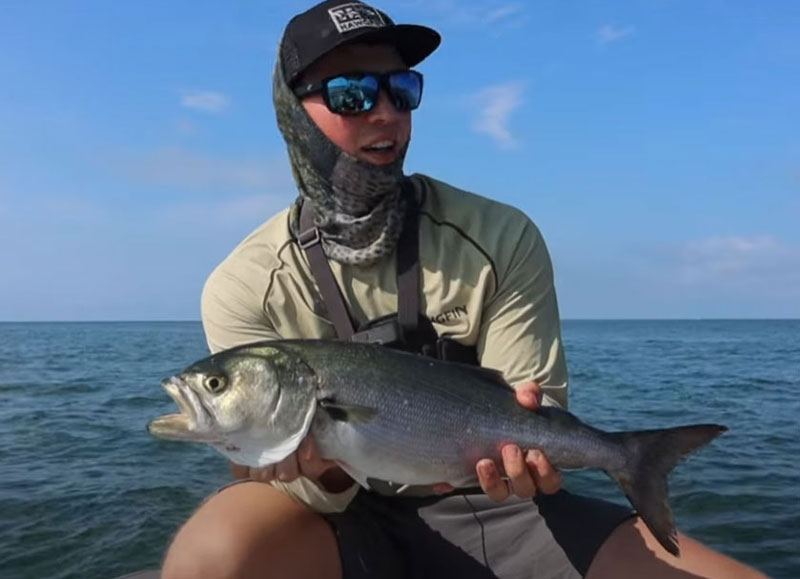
[{"xmin": 273, "ymin": 60, "xmax": 408, "ymax": 266}]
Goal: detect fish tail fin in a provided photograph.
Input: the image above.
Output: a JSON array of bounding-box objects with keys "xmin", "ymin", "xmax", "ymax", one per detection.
[{"xmin": 607, "ymin": 424, "xmax": 727, "ymax": 556}]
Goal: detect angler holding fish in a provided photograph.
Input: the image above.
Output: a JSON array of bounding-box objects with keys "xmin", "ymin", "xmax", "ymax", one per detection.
[{"xmin": 155, "ymin": 2, "xmax": 764, "ymax": 577}]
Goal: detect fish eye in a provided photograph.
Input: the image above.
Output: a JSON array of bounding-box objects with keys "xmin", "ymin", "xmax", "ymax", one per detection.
[{"xmin": 204, "ymin": 375, "xmax": 227, "ymax": 394}]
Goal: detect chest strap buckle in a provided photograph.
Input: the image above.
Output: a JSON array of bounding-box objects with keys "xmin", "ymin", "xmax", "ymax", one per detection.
[{"xmin": 297, "ymin": 226, "xmax": 322, "ymax": 249}]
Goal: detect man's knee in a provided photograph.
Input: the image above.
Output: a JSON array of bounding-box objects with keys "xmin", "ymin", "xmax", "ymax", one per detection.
[
  {"xmin": 162, "ymin": 482, "xmax": 340, "ymax": 579},
  {"xmin": 161, "ymin": 498, "xmax": 261, "ymax": 579},
  {"xmin": 162, "ymin": 520, "xmax": 243, "ymax": 579}
]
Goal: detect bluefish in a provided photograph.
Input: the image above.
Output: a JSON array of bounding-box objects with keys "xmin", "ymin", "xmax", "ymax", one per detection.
[{"xmin": 148, "ymin": 340, "xmax": 726, "ymax": 556}]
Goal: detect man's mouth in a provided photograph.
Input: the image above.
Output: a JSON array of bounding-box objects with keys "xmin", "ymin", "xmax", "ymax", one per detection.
[{"xmin": 361, "ymin": 140, "xmax": 396, "ymax": 153}]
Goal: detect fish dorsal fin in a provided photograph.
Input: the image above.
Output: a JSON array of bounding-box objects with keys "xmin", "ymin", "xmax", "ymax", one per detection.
[
  {"xmin": 319, "ymin": 399, "xmax": 379, "ymax": 424},
  {"xmin": 445, "ymin": 361, "xmax": 509, "ymax": 387},
  {"xmin": 471, "ymin": 365, "xmax": 508, "ymax": 386}
]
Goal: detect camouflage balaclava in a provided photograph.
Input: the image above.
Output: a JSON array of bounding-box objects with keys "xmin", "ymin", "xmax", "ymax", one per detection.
[{"xmin": 274, "ymin": 56, "xmax": 408, "ymax": 266}]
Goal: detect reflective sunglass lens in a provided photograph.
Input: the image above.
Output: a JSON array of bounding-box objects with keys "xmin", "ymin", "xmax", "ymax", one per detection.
[
  {"xmin": 388, "ymin": 72, "xmax": 422, "ymax": 111},
  {"xmin": 321, "ymin": 71, "xmax": 423, "ymax": 114},
  {"xmin": 326, "ymin": 76, "xmax": 379, "ymax": 114}
]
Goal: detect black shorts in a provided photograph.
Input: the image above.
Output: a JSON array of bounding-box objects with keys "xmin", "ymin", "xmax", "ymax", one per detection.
[{"xmin": 325, "ymin": 489, "xmax": 634, "ymax": 579}]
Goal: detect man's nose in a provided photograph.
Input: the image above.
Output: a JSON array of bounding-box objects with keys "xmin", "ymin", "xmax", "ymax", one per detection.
[{"xmin": 366, "ymin": 89, "xmax": 405, "ymax": 123}]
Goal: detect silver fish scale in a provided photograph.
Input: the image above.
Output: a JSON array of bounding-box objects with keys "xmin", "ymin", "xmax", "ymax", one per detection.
[{"xmin": 286, "ymin": 341, "xmax": 625, "ymax": 486}]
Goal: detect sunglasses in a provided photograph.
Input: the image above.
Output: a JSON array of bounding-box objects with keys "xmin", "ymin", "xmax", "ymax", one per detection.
[{"xmin": 293, "ymin": 70, "xmax": 424, "ymax": 115}]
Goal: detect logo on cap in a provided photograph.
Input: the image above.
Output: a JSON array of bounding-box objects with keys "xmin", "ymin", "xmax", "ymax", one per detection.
[{"xmin": 328, "ymin": 3, "xmax": 386, "ymax": 33}]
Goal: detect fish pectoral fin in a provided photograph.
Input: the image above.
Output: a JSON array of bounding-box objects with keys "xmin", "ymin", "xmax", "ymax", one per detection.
[{"xmin": 319, "ymin": 399, "xmax": 378, "ymax": 424}]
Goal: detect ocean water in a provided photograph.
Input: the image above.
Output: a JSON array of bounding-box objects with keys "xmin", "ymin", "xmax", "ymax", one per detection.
[{"xmin": 0, "ymin": 320, "xmax": 797, "ymax": 578}]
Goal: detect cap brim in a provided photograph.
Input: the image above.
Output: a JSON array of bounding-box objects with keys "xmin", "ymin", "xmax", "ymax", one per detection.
[
  {"xmin": 283, "ymin": 22, "xmax": 441, "ymax": 88},
  {"xmin": 352, "ymin": 24, "xmax": 441, "ymax": 67}
]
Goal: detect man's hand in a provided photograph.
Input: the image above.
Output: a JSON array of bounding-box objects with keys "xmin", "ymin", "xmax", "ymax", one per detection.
[
  {"xmin": 476, "ymin": 381, "xmax": 562, "ymax": 501},
  {"xmin": 230, "ymin": 437, "xmax": 352, "ymax": 491}
]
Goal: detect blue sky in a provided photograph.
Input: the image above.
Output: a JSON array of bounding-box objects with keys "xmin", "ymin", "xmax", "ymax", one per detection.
[{"xmin": 1, "ymin": 0, "xmax": 798, "ymax": 321}]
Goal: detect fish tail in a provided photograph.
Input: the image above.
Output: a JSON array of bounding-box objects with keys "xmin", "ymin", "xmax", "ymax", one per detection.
[{"xmin": 606, "ymin": 424, "xmax": 727, "ymax": 556}]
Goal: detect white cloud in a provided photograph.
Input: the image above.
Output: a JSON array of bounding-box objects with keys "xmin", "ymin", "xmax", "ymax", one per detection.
[
  {"xmin": 395, "ymin": 0, "xmax": 525, "ymax": 28},
  {"xmin": 597, "ymin": 24, "xmax": 635, "ymax": 45},
  {"xmin": 469, "ymin": 81, "xmax": 525, "ymax": 148},
  {"xmin": 0, "ymin": 187, "xmax": 110, "ymax": 224},
  {"xmin": 485, "ymin": 3, "xmax": 524, "ymax": 24},
  {"xmin": 180, "ymin": 90, "xmax": 230, "ymax": 113},
  {"xmin": 553, "ymin": 235, "xmax": 800, "ymax": 318},
  {"xmin": 154, "ymin": 194, "xmax": 289, "ymax": 230},
  {"xmin": 119, "ymin": 148, "xmax": 294, "ymax": 193},
  {"xmin": 662, "ymin": 235, "xmax": 800, "ymax": 293}
]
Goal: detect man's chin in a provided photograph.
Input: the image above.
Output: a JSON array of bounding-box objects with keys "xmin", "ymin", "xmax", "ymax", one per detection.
[{"xmin": 356, "ymin": 149, "xmax": 403, "ymax": 166}]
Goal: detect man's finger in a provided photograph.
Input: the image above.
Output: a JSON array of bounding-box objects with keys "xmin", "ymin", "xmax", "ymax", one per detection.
[
  {"xmin": 502, "ymin": 444, "xmax": 536, "ymax": 498},
  {"xmin": 477, "ymin": 459, "xmax": 510, "ymax": 502},
  {"xmin": 250, "ymin": 464, "xmax": 276, "ymax": 483},
  {"xmin": 299, "ymin": 437, "xmax": 337, "ymax": 479},
  {"xmin": 515, "ymin": 381, "xmax": 541, "ymax": 410},
  {"xmin": 433, "ymin": 483, "xmax": 455, "ymax": 494},
  {"xmin": 230, "ymin": 462, "xmax": 250, "ymax": 479},
  {"xmin": 298, "ymin": 436, "xmax": 316, "ymax": 462},
  {"xmin": 526, "ymin": 449, "xmax": 562, "ymax": 495},
  {"xmin": 275, "ymin": 455, "xmax": 300, "ymax": 482},
  {"xmin": 297, "ymin": 437, "xmax": 322, "ymax": 476}
]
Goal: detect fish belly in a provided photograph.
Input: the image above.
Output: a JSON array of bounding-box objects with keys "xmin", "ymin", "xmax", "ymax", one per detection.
[{"xmin": 312, "ymin": 411, "xmax": 486, "ymax": 487}]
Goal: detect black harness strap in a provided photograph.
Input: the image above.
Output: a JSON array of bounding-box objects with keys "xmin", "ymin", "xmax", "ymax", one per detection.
[
  {"xmin": 297, "ymin": 179, "xmax": 419, "ymax": 342},
  {"xmin": 298, "ymin": 206, "xmax": 356, "ymax": 340},
  {"xmin": 395, "ymin": 184, "xmax": 420, "ymax": 335},
  {"xmin": 297, "ymin": 180, "xmax": 478, "ymax": 366}
]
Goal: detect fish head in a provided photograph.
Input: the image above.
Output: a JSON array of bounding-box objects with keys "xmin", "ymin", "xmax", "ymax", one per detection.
[{"xmin": 148, "ymin": 344, "xmax": 319, "ymax": 467}]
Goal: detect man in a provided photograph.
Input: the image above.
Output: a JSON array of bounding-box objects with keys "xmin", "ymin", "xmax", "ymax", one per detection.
[{"xmin": 162, "ymin": 2, "xmax": 764, "ymax": 577}]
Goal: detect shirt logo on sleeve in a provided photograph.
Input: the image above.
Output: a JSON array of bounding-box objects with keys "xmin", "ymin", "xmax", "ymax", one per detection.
[{"xmin": 429, "ymin": 305, "xmax": 468, "ymax": 325}]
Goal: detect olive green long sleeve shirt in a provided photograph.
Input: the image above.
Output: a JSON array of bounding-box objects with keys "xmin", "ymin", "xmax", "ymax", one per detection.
[{"xmin": 201, "ymin": 173, "xmax": 568, "ymax": 512}]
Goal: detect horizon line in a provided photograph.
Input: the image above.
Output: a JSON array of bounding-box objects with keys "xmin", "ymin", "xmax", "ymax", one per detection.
[{"xmin": 1, "ymin": 318, "xmax": 798, "ymax": 324}]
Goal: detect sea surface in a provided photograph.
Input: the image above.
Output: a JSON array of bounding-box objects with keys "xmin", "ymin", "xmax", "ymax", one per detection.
[{"xmin": 0, "ymin": 320, "xmax": 798, "ymax": 578}]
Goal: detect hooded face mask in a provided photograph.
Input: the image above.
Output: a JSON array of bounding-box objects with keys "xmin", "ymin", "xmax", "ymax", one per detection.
[{"xmin": 273, "ymin": 51, "xmax": 409, "ymax": 267}]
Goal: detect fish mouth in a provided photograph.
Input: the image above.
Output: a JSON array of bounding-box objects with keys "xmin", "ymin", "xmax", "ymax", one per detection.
[{"xmin": 147, "ymin": 376, "xmax": 220, "ymax": 442}]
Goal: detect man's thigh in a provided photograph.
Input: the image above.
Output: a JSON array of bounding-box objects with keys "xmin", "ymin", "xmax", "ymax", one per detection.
[
  {"xmin": 163, "ymin": 481, "xmax": 341, "ymax": 579},
  {"xmin": 328, "ymin": 490, "xmax": 633, "ymax": 579}
]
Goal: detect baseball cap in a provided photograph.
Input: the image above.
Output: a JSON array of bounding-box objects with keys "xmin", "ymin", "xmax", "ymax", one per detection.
[{"xmin": 280, "ymin": 0, "xmax": 441, "ymax": 87}]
